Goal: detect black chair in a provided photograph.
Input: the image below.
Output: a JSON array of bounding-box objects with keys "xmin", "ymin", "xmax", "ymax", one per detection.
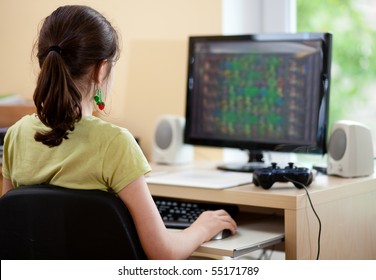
[{"xmin": 0, "ymin": 184, "xmax": 147, "ymax": 259}]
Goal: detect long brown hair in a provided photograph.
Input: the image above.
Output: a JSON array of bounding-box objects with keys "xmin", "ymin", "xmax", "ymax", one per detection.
[{"xmin": 33, "ymin": 5, "xmax": 119, "ymax": 147}]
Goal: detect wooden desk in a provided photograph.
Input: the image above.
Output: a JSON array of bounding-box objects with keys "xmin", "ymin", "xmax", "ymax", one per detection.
[{"xmin": 148, "ymin": 161, "xmax": 376, "ymax": 260}]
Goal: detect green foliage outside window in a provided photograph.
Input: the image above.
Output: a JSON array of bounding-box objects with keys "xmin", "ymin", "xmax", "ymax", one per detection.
[{"xmin": 297, "ymin": 0, "xmax": 376, "ymax": 138}]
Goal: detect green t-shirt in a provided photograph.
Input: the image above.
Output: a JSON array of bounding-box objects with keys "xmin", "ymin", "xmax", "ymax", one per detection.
[{"xmin": 2, "ymin": 114, "xmax": 151, "ymax": 193}]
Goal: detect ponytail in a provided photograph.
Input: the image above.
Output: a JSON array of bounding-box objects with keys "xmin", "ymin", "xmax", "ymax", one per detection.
[{"xmin": 33, "ymin": 49, "xmax": 82, "ymax": 147}]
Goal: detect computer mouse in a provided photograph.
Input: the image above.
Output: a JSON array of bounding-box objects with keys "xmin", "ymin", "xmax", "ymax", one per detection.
[{"xmin": 211, "ymin": 229, "xmax": 232, "ymax": 240}]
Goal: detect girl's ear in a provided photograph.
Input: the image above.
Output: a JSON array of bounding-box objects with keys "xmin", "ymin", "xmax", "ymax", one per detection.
[{"xmin": 93, "ymin": 60, "xmax": 109, "ymax": 84}]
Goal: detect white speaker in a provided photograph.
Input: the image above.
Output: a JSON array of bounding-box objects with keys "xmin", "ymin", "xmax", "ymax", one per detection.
[
  {"xmin": 327, "ymin": 120, "xmax": 374, "ymax": 177},
  {"xmin": 152, "ymin": 115, "xmax": 194, "ymax": 165}
]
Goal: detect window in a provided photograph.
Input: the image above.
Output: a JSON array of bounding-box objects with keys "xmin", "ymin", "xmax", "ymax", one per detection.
[{"xmin": 298, "ymin": 0, "xmax": 376, "ymax": 153}]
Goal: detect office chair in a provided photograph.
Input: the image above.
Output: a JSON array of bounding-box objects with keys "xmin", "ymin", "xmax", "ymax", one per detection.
[{"xmin": 0, "ymin": 184, "xmax": 147, "ymax": 260}]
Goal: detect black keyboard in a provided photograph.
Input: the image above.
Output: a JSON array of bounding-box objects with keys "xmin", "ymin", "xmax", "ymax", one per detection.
[{"xmin": 153, "ymin": 197, "xmax": 239, "ymax": 229}]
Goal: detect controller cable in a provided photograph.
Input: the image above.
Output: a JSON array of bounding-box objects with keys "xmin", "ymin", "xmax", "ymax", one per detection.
[
  {"xmin": 257, "ymin": 246, "xmax": 275, "ymax": 260},
  {"xmin": 284, "ymin": 176, "xmax": 322, "ymax": 260}
]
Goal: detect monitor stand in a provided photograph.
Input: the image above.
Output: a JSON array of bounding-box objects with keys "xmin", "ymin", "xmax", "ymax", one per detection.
[{"xmin": 217, "ymin": 150, "xmax": 267, "ymax": 173}]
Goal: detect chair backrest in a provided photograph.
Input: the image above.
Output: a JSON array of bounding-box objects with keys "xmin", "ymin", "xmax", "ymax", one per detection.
[{"xmin": 0, "ymin": 184, "xmax": 147, "ymax": 260}]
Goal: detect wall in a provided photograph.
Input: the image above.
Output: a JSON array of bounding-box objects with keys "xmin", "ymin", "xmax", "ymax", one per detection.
[
  {"xmin": 222, "ymin": 0, "xmax": 295, "ymax": 34},
  {"xmin": 0, "ymin": 0, "xmax": 222, "ymax": 159}
]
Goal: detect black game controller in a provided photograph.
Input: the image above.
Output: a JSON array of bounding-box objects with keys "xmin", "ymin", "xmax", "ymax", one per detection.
[{"xmin": 252, "ymin": 162, "xmax": 313, "ymax": 189}]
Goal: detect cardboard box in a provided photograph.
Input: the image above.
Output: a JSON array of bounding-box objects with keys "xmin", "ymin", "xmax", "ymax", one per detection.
[{"xmin": 0, "ymin": 105, "xmax": 36, "ymax": 127}]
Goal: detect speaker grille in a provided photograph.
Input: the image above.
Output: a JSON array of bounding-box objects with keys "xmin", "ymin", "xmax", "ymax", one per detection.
[
  {"xmin": 329, "ymin": 128, "xmax": 347, "ymax": 160},
  {"xmin": 155, "ymin": 120, "xmax": 173, "ymax": 150}
]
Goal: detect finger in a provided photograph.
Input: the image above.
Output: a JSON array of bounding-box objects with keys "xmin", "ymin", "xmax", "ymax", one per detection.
[{"xmin": 211, "ymin": 210, "xmax": 238, "ymax": 233}]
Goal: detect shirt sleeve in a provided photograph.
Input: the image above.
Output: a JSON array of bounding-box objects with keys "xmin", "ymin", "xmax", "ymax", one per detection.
[{"xmin": 102, "ymin": 128, "xmax": 151, "ymax": 193}]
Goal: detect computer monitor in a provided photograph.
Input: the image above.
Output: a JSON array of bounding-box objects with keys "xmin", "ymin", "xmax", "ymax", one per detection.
[{"xmin": 184, "ymin": 33, "xmax": 332, "ymax": 172}]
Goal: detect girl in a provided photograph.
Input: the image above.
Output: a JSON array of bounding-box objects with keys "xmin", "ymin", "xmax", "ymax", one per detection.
[{"xmin": 1, "ymin": 5, "xmax": 236, "ymax": 260}]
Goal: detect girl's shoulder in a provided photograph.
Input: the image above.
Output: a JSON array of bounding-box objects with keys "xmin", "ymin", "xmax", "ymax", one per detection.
[{"xmin": 78, "ymin": 116, "xmax": 134, "ymax": 142}]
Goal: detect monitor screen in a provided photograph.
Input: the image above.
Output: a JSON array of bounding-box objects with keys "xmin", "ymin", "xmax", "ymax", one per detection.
[{"xmin": 184, "ymin": 33, "xmax": 332, "ymax": 171}]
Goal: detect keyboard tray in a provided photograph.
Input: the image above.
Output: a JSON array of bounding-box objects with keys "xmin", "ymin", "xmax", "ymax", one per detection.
[{"xmin": 169, "ymin": 214, "xmax": 284, "ymax": 258}]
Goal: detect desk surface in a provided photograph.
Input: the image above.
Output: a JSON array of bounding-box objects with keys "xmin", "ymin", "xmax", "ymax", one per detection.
[{"xmin": 148, "ymin": 160, "xmax": 376, "ymax": 210}]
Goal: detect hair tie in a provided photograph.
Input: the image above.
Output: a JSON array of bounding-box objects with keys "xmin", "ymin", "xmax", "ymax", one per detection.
[{"xmin": 48, "ymin": 45, "xmax": 62, "ymax": 55}]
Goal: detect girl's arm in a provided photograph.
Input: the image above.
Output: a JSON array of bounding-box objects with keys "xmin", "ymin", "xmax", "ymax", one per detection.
[
  {"xmin": 117, "ymin": 176, "xmax": 237, "ymax": 260},
  {"xmin": 1, "ymin": 178, "xmax": 13, "ymax": 197}
]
